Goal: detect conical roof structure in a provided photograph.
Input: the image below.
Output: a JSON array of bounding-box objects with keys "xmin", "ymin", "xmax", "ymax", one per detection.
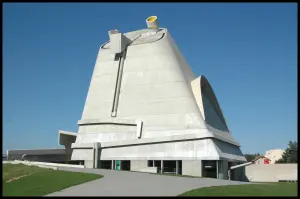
[{"xmin": 67, "ymin": 16, "xmax": 246, "ymax": 166}]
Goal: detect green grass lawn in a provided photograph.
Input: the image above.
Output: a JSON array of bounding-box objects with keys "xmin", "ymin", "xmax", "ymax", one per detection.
[
  {"xmin": 3, "ymin": 163, "xmax": 103, "ymax": 196},
  {"xmin": 179, "ymin": 183, "xmax": 298, "ymax": 196}
]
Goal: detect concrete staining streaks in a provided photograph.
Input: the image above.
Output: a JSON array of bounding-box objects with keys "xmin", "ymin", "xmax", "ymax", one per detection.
[
  {"xmin": 7, "ymin": 16, "xmax": 247, "ymax": 181},
  {"xmin": 61, "ymin": 16, "xmax": 246, "ymax": 179}
]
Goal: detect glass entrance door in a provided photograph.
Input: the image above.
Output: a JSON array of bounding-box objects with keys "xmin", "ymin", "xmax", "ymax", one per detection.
[{"xmin": 115, "ymin": 160, "xmax": 121, "ymax": 170}]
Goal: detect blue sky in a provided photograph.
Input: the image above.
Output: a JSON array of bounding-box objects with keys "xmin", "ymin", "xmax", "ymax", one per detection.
[{"xmin": 3, "ymin": 3, "xmax": 297, "ymax": 154}]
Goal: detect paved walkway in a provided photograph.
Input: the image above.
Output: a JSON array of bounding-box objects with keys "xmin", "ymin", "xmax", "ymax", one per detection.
[{"xmin": 47, "ymin": 167, "xmax": 249, "ymax": 196}]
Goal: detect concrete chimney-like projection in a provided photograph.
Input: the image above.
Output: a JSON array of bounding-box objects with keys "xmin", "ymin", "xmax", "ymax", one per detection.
[{"xmin": 8, "ymin": 16, "xmax": 247, "ymax": 180}]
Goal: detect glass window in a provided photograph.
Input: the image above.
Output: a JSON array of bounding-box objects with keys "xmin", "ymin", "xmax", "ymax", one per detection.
[
  {"xmin": 148, "ymin": 160, "xmax": 153, "ymax": 167},
  {"xmin": 154, "ymin": 160, "xmax": 161, "ymax": 167}
]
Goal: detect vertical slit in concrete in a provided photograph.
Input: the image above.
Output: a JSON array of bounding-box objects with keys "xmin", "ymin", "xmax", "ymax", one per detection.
[{"xmin": 111, "ymin": 49, "xmax": 127, "ymax": 117}]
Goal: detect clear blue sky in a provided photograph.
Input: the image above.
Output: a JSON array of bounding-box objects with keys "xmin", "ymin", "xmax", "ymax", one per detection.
[{"xmin": 3, "ymin": 3, "xmax": 297, "ymax": 155}]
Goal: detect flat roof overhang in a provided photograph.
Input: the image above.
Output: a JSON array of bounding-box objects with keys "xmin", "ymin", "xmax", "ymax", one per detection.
[{"xmin": 58, "ymin": 130, "xmax": 77, "ymax": 146}]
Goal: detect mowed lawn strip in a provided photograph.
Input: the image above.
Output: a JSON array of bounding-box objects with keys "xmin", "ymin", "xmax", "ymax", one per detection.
[
  {"xmin": 3, "ymin": 164, "xmax": 103, "ymax": 196},
  {"xmin": 179, "ymin": 183, "xmax": 298, "ymax": 196}
]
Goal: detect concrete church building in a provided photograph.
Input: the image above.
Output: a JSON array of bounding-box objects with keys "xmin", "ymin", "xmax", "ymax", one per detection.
[{"xmin": 7, "ymin": 16, "xmax": 246, "ymax": 180}]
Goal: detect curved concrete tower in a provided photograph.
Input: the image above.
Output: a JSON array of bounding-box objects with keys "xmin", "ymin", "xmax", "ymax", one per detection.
[{"xmin": 59, "ymin": 16, "xmax": 246, "ymax": 180}]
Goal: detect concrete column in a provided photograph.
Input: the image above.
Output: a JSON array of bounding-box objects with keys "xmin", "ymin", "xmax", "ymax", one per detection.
[
  {"xmin": 176, "ymin": 160, "xmax": 179, "ymax": 175},
  {"xmin": 216, "ymin": 160, "xmax": 219, "ymax": 179},
  {"xmin": 218, "ymin": 160, "xmax": 224, "ymax": 180},
  {"xmin": 111, "ymin": 160, "xmax": 114, "ymax": 170},
  {"xmin": 64, "ymin": 143, "xmax": 72, "ymax": 164},
  {"xmin": 84, "ymin": 160, "xmax": 94, "ymax": 168},
  {"xmin": 161, "ymin": 160, "xmax": 164, "ymax": 174},
  {"xmin": 94, "ymin": 143, "xmax": 99, "ymax": 169}
]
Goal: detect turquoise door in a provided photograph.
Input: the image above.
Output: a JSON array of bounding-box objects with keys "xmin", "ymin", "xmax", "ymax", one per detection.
[{"xmin": 116, "ymin": 160, "xmax": 121, "ymax": 170}]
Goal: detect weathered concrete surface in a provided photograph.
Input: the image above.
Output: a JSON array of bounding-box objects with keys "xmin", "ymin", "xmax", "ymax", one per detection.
[
  {"xmin": 46, "ymin": 167, "xmax": 249, "ymax": 196},
  {"xmin": 70, "ymin": 24, "xmax": 246, "ymax": 169},
  {"xmin": 245, "ymin": 164, "xmax": 298, "ymax": 182}
]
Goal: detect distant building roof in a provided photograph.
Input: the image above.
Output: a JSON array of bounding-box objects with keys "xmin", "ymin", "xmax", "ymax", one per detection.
[{"xmin": 251, "ymin": 156, "xmax": 270, "ymax": 162}]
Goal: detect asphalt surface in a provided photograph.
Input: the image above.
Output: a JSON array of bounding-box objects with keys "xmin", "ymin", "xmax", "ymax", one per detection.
[{"xmin": 46, "ymin": 167, "xmax": 250, "ymax": 196}]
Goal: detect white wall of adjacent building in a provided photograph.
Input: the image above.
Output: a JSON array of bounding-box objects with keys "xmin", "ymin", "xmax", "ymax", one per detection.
[{"xmin": 264, "ymin": 149, "xmax": 284, "ymax": 164}]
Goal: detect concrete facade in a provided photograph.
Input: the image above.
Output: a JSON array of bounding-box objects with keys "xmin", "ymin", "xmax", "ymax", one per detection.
[
  {"xmin": 245, "ymin": 164, "xmax": 298, "ymax": 182},
  {"xmin": 65, "ymin": 16, "xmax": 246, "ymax": 179},
  {"xmin": 182, "ymin": 160, "xmax": 202, "ymax": 176},
  {"xmin": 84, "ymin": 160, "xmax": 94, "ymax": 169},
  {"xmin": 131, "ymin": 160, "xmax": 148, "ymax": 170},
  {"xmin": 6, "ymin": 16, "xmax": 247, "ymax": 181}
]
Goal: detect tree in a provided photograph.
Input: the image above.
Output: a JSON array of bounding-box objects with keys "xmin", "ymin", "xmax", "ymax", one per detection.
[
  {"xmin": 276, "ymin": 141, "xmax": 298, "ymax": 163},
  {"xmin": 244, "ymin": 153, "xmax": 261, "ymax": 162}
]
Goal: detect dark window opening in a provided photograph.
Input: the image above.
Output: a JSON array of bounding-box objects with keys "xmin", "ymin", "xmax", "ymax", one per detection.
[
  {"xmin": 154, "ymin": 160, "xmax": 161, "ymax": 167},
  {"xmin": 163, "ymin": 160, "xmax": 177, "ymax": 173},
  {"xmin": 121, "ymin": 160, "xmax": 131, "ymax": 171},
  {"xmin": 148, "ymin": 160, "xmax": 154, "ymax": 167},
  {"xmin": 99, "ymin": 160, "xmax": 112, "ymax": 169},
  {"xmin": 114, "ymin": 53, "xmax": 121, "ymax": 61},
  {"xmin": 202, "ymin": 160, "xmax": 217, "ymax": 178}
]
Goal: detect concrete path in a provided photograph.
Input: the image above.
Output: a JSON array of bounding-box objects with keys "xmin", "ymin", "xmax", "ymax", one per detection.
[{"xmin": 47, "ymin": 167, "xmax": 250, "ymax": 196}]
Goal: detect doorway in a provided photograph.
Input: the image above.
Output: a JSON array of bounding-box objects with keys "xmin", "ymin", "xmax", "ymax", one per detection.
[
  {"xmin": 115, "ymin": 160, "xmax": 121, "ymax": 170},
  {"xmin": 163, "ymin": 160, "xmax": 176, "ymax": 173},
  {"xmin": 202, "ymin": 160, "xmax": 217, "ymax": 178},
  {"xmin": 121, "ymin": 160, "xmax": 131, "ymax": 170},
  {"xmin": 99, "ymin": 160, "xmax": 112, "ymax": 169}
]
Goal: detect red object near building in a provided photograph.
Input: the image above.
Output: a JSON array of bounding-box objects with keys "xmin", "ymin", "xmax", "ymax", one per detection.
[{"xmin": 264, "ymin": 158, "xmax": 270, "ymax": 164}]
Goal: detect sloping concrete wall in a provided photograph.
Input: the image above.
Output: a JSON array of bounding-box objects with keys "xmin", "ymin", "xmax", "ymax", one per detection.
[
  {"xmin": 70, "ymin": 24, "xmax": 244, "ymax": 164},
  {"xmin": 245, "ymin": 164, "xmax": 297, "ymax": 182},
  {"xmin": 78, "ymin": 28, "xmax": 206, "ymax": 134}
]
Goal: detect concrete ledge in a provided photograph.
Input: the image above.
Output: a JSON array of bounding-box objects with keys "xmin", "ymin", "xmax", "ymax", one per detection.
[
  {"xmin": 207, "ymin": 125, "xmax": 240, "ymax": 147},
  {"xmin": 100, "ymin": 132, "xmax": 213, "ymax": 148},
  {"xmin": 3, "ymin": 160, "xmax": 84, "ymax": 169},
  {"xmin": 131, "ymin": 167, "xmax": 158, "ymax": 173},
  {"xmin": 78, "ymin": 118, "xmax": 137, "ymax": 126},
  {"xmin": 71, "ymin": 132, "xmax": 214, "ymax": 149},
  {"xmin": 72, "ymin": 143, "xmax": 94, "ymax": 149},
  {"xmin": 71, "ymin": 129, "xmax": 239, "ymax": 150},
  {"xmin": 59, "ymin": 130, "xmax": 77, "ymax": 136},
  {"xmin": 212, "ymin": 132, "xmax": 240, "ymax": 147},
  {"xmin": 59, "ymin": 130, "xmax": 77, "ymax": 145}
]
